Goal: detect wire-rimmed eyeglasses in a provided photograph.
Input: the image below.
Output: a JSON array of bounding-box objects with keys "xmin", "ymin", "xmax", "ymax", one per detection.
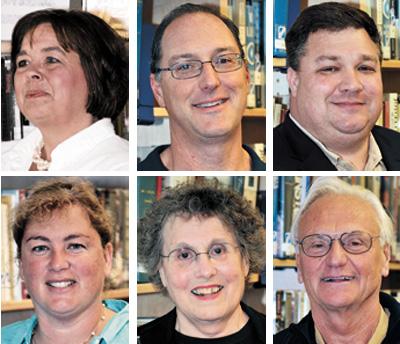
[
  {"xmin": 160, "ymin": 242, "xmax": 241, "ymax": 267},
  {"xmin": 296, "ymin": 231, "xmax": 380, "ymax": 257},
  {"xmin": 154, "ymin": 53, "xmax": 245, "ymax": 80}
]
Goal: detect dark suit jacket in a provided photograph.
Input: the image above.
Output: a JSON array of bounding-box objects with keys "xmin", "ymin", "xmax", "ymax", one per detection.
[{"xmin": 274, "ymin": 115, "xmax": 400, "ymax": 171}]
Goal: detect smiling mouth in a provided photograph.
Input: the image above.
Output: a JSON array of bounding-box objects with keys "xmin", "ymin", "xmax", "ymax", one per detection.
[
  {"xmin": 321, "ymin": 276, "xmax": 355, "ymax": 283},
  {"xmin": 46, "ymin": 280, "xmax": 76, "ymax": 288},
  {"xmin": 193, "ymin": 99, "xmax": 227, "ymax": 109},
  {"xmin": 191, "ymin": 285, "xmax": 224, "ymax": 296}
]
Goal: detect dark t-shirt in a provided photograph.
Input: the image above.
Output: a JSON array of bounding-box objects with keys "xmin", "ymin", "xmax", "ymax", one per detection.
[
  {"xmin": 174, "ymin": 320, "xmax": 258, "ymax": 344},
  {"xmin": 138, "ymin": 144, "xmax": 266, "ymax": 171}
]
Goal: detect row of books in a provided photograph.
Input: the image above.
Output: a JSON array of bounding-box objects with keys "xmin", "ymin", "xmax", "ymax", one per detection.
[
  {"xmin": 273, "ymin": 92, "xmax": 400, "ymax": 131},
  {"xmin": 138, "ymin": 1, "xmax": 266, "ymax": 124},
  {"xmin": 273, "ymin": 176, "xmax": 400, "ymax": 261},
  {"xmin": 378, "ymin": 93, "xmax": 400, "ymax": 131},
  {"xmin": 274, "ymin": 289, "xmax": 400, "ymax": 333},
  {"xmin": 1, "ymin": 186, "xmax": 129, "ymax": 302},
  {"xmin": 220, "ymin": 0, "xmax": 266, "ymax": 108},
  {"xmin": 138, "ymin": 176, "xmax": 264, "ymax": 219},
  {"xmin": 274, "ymin": 0, "xmax": 400, "ymax": 60}
]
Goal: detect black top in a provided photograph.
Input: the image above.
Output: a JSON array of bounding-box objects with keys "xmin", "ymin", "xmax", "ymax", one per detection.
[
  {"xmin": 274, "ymin": 292, "xmax": 400, "ymax": 344},
  {"xmin": 273, "ymin": 115, "xmax": 400, "ymax": 171},
  {"xmin": 138, "ymin": 145, "xmax": 266, "ymax": 171},
  {"xmin": 138, "ymin": 302, "xmax": 266, "ymax": 344},
  {"xmin": 173, "ymin": 319, "xmax": 258, "ymax": 344}
]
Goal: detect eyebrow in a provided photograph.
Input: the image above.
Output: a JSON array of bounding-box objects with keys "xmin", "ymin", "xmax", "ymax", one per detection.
[
  {"xmin": 170, "ymin": 239, "xmax": 233, "ymax": 251},
  {"xmin": 25, "ymin": 234, "xmax": 90, "ymax": 243},
  {"xmin": 315, "ymin": 54, "xmax": 379, "ymax": 64},
  {"xmin": 167, "ymin": 46, "xmax": 239, "ymax": 65},
  {"xmin": 17, "ymin": 46, "xmax": 66, "ymax": 58}
]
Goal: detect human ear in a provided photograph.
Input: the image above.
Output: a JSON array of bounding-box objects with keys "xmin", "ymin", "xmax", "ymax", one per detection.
[
  {"xmin": 287, "ymin": 67, "xmax": 300, "ymax": 97},
  {"xmin": 103, "ymin": 242, "xmax": 113, "ymax": 276},
  {"xmin": 381, "ymin": 244, "xmax": 391, "ymax": 277},
  {"xmin": 159, "ymin": 265, "xmax": 168, "ymax": 288},
  {"xmin": 150, "ymin": 73, "xmax": 166, "ymax": 107},
  {"xmin": 296, "ymin": 254, "xmax": 304, "ymax": 284}
]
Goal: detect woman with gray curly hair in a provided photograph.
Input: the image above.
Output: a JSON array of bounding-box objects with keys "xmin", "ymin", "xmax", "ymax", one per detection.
[{"xmin": 137, "ymin": 181, "xmax": 266, "ymax": 343}]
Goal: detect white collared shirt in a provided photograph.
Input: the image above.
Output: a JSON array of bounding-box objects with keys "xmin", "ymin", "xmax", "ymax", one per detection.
[
  {"xmin": 2, "ymin": 118, "xmax": 129, "ymax": 171},
  {"xmin": 290, "ymin": 115, "xmax": 386, "ymax": 171}
]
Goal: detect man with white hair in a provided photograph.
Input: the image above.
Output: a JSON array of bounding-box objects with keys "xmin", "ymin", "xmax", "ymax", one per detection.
[{"xmin": 274, "ymin": 177, "xmax": 400, "ymax": 343}]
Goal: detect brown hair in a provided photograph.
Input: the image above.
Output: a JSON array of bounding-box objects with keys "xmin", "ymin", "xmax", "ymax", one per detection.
[{"xmin": 13, "ymin": 177, "xmax": 112, "ymax": 258}]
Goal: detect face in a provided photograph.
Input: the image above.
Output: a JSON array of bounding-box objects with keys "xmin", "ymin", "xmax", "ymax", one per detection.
[
  {"xmin": 159, "ymin": 215, "xmax": 249, "ymax": 332},
  {"xmin": 296, "ymin": 194, "xmax": 390, "ymax": 313},
  {"xmin": 20, "ymin": 205, "xmax": 112, "ymax": 319},
  {"xmin": 151, "ymin": 13, "xmax": 249, "ymax": 142},
  {"xmin": 14, "ymin": 23, "xmax": 90, "ymax": 127},
  {"xmin": 288, "ymin": 28, "xmax": 382, "ymax": 147}
]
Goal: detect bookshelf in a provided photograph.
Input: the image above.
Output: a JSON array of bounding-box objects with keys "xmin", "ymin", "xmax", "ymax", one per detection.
[
  {"xmin": 1, "ymin": 176, "xmax": 129, "ymax": 319},
  {"xmin": 2, "ymin": 288, "xmax": 129, "ymax": 313},
  {"xmin": 137, "ymin": 176, "xmax": 266, "ymax": 320},
  {"xmin": 1, "ymin": 2, "xmax": 129, "ymax": 142},
  {"xmin": 273, "ymin": 58, "xmax": 400, "ymax": 70},
  {"xmin": 273, "ymin": 0, "xmax": 400, "ymax": 131},
  {"xmin": 273, "ymin": 176, "xmax": 400, "ymax": 333},
  {"xmin": 137, "ymin": 0, "xmax": 266, "ymax": 160},
  {"xmin": 274, "ymin": 258, "xmax": 400, "ymax": 271},
  {"xmin": 138, "ymin": 273, "xmax": 261, "ymax": 295},
  {"xmin": 153, "ymin": 107, "xmax": 266, "ymax": 118}
]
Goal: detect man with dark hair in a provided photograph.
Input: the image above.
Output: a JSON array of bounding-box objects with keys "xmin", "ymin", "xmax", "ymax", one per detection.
[
  {"xmin": 274, "ymin": 2, "xmax": 400, "ymax": 171},
  {"xmin": 138, "ymin": 3, "xmax": 265, "ymax": 171}
]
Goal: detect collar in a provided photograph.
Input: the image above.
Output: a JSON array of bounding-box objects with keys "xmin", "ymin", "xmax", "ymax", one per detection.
[
  {"xmin": 49, "ymin": 119, "xmax": 115, "ymax": 169},
  {"xmin": 314, "ymin": 306, "xmax": 388, "ymax": 344},
  {"xmin": 290, "ymin": 114, "xmax": 386, "ymax": 171}
]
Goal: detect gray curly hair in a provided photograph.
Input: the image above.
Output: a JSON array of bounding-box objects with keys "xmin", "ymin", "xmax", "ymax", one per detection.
[{"xmin": 138, "ymin": 181, "xmax": 265, "ymax": 289}]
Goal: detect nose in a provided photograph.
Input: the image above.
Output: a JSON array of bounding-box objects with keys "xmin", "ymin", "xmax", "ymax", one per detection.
[
  {"xmin": 198, "ymin": 62, "xmax": 221, "ymax": 92},
  {"xmin": 338, "ymin": 68, "xmax": 363, "ymax": 94},
  {"xmin": 324, "ymin": 240, "xmax": 348, "ymax": 267},
  {"xmin": 24, "ymin": 62, "xmax": 43, "ymax": 80},
  {"xmin": 194, "ymin": 253, "xmax": 217, "ymax": 279},
  {"xmin": 49, "ymin": 249, "xmax": 70, "ymax": 271}
]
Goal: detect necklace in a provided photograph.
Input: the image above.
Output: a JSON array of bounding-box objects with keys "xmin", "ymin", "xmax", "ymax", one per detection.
[
  {"xmin": 31, "ymin": 304, "xmax": 106, "ymax": 344},
  {"xmin": 32, "ymin": 140, "xmax": 51, "ymax": 171}
]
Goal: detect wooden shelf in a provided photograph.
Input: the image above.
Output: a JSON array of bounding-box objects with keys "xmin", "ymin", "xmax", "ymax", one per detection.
[
  {"xmin": 138, "ymin": 273, "xmax": 260, "ymax": 295},
  {"xmin": 154, "ymin": 107, "xmax": 266, "ymax": 118},
  {"xmin": 273, "ymin": 58, "xmax": 286, "ymax": 68},
  {"xmin": 382, "ymin": 60, "xmax": 400, "ymax": 69},
  {"xmin": 274, "ymin": 258, "xmax": 400, "ymax": 271},
  {"xmin": 273, "ymin": 58, "xmax": 400, "ymax": 70},
  {"xmin": 1, "ymin": 288, "xmax": 129, "ymax": 312},
  {"xmin": 274, "ymin": 258, "xmax": 296, "ymax": 268}
]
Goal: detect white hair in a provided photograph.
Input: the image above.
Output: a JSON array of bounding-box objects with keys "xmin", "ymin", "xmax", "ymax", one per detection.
[{"xmin": 291, "ymin": 177, "xmax": 394, "ymax": 248}]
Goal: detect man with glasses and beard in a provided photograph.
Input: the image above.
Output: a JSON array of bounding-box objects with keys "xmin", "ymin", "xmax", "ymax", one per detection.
[
  {"xmin": 274, "ymin": 177, "xmax": 400, "ymax": 343},
  {"xmin": 138, "ymin": 3, "xmax": 265, "ymax": 171}
]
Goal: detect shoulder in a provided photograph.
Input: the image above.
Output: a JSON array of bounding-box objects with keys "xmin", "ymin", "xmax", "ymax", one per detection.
[
  {"xmin": 137, "ymin": 308, "xmax": 176, "ymax": 344},
  {"xmin": 380, "ymin": 293, "xmax": 400, "ymax": 342},
  {"xmin": 274, "ymin": 312, "xmax": 315, "ymax": 344},
  {"xmin": 101, "ymin": 300, "xmax": 129, "ymax": 344},
  {"xmin": 138, "ymin": 145, "xmax": 169, "ymax": 171},
  {"xmin": 2, "ymin": 317, "xmax": 36, "ymax": 344},
  {"xmin": 372, "ymin": 125, "xmax": 400, "ymax": 145},
  {"xmin": 243, "ymin": 145, "xmax": 266, "ymax": 171},
  {"xmin": 241, "ymin": 303, "xmax": 266, "ymax": 341},
  {"xmin": 1, "ymin": 129, "xmax": 42, "ymax": 171}
]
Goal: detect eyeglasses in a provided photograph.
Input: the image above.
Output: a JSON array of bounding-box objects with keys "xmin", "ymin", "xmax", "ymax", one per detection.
[
  {"xmin": 296, "ymin": 231, "xmax": 380, "ymax": 257},
  {"xmin": 155, "ymin": 53, "xmax": 245, "ymax": 80},
  {"xmin": 160, "ymin": 242, "xmax": 241, "ymax": 268}
]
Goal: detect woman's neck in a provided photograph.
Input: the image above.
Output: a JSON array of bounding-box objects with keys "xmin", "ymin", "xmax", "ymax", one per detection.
[
  {"xmin": 175, "ymin": 304, "xmax": 249, "ymax": 338},
  {"xmin": 32, "ymin": 301, "xmax": 114, "ymax": 344}
]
